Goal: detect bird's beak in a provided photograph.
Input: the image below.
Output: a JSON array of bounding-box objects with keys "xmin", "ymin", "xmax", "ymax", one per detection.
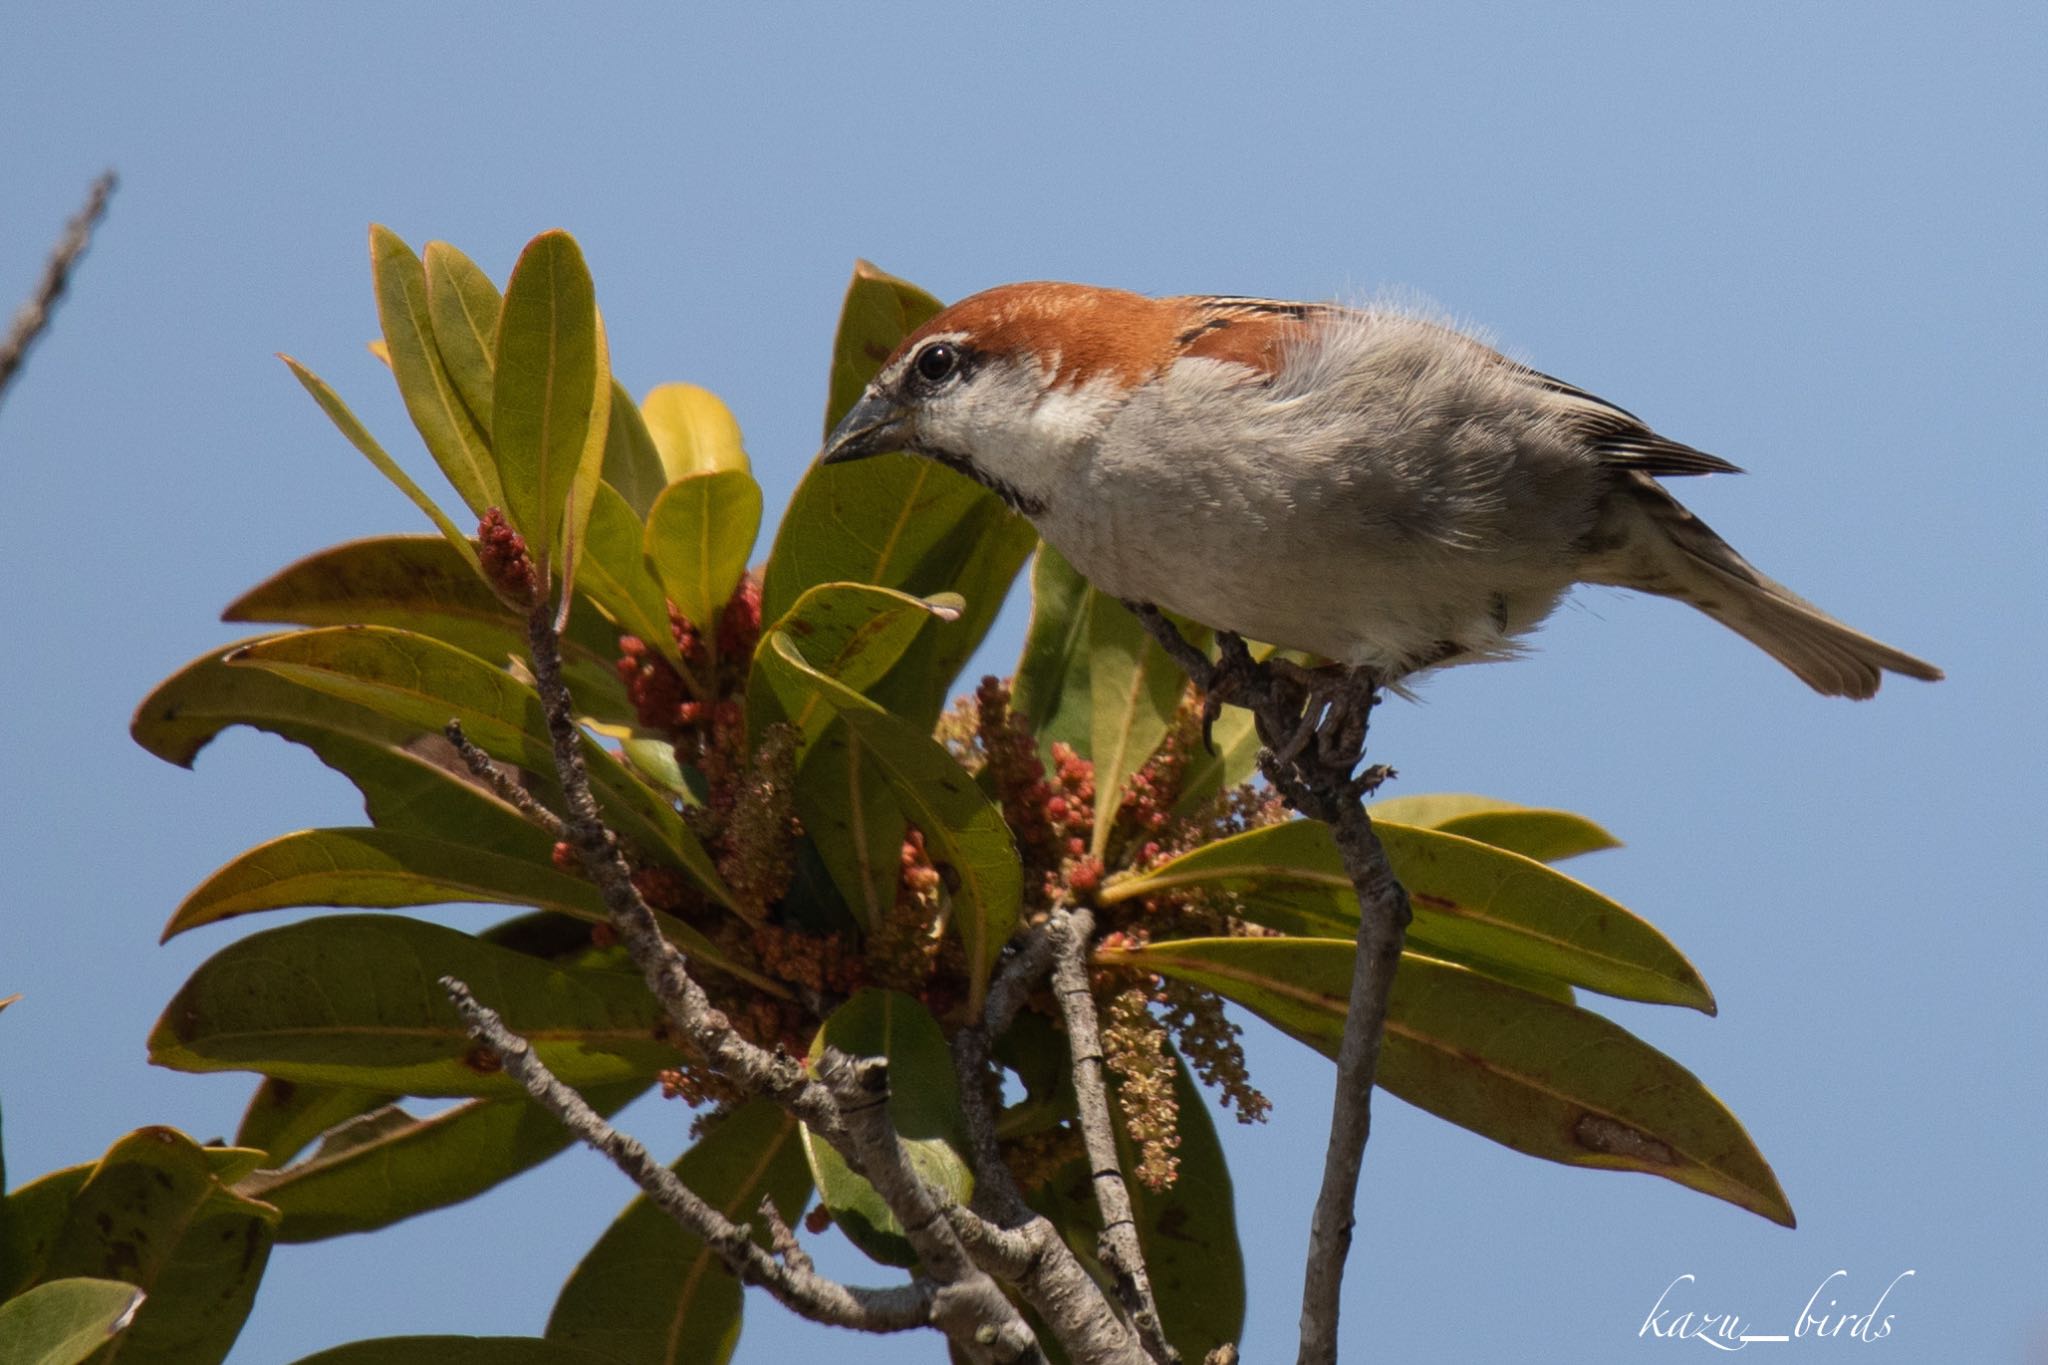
[{"xmin": 818, "ymin": 391, "xmax": 911, "ymax": 466}]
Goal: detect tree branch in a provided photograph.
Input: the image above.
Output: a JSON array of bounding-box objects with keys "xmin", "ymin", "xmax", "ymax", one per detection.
[
  {"xmin": 1124, "ymin": 604, "xmax": 1410, "ymax": 1365},
  {"xmin": 1050, "ymin": 906, "xmax": 1177, "ymax": 1365},
  {"xmin": 0, "ymin": 171, "xmax": 115, "ymax": 414},
  {"xmin": 441, "ymin": 975, "xmax": 932, "ymax": 1334}
]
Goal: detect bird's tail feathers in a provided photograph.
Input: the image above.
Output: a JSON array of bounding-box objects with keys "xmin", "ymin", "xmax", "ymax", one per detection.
[{"xmin": 1595, "ymin": 486, "xmax": 1943, "ymax": 700}]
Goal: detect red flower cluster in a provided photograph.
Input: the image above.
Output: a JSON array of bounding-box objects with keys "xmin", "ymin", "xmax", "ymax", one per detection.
[{"xmin": 476, "ymin": 508, "xmax": 540, "ymax": 608}]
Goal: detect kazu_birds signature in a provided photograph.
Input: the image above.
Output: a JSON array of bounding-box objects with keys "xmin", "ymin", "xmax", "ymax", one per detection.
[{"xmin": 818, "ymin": 282, "xmax": 1942, "ymax": 700}]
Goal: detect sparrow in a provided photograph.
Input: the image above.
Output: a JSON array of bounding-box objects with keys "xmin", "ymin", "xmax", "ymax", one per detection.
[{"xmin": 818, "ymin": 282, "xmax": 1941, "ymax": 699}]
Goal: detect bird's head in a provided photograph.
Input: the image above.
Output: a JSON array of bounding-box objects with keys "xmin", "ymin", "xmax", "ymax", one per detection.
[{"xmin": 818, "ymin": 282, "xmax": 1214, "ymax": 517}]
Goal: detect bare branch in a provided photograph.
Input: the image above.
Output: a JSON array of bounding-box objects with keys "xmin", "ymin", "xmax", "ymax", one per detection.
[
  {"xmin": 443, "ymin": 719, "xmax": 567, "ymax": 838},
  {"xmin": 0, "ymin": 171, "xmax": 115, "ymax": 414},
  {"xmin": 1050, "ymin": 907, "xmax": 1177, "ymax": 1365},
  {"xmin": 441, "ymin": 975, "xmax": 932, "ymax": 1334},
  {"xmin": 1125, "ymin": 604, "xmax": 1410, "ymax": 1365}
]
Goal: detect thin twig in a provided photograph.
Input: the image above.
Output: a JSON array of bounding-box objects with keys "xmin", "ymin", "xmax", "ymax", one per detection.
[
  {"xmin": 443, "ymin": 720, "xmax": 566, "ymax": 837},
  {"xmin": 441, "ymin": 975, "xmax": 931, "ymax": 1334},
  {"xmin": 0, "ymin": 171, "xmax": 115, "ymax": 414},
  {"xmin": 1125, "ymin": 604, "xmax": 1410, "ymax": 1365},
  {"xmin": 1050, "ymin": 907, "xmax": 1178, "ymax": 1365}
]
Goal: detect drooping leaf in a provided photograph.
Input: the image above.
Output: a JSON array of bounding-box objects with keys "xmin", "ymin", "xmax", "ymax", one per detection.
[
  {"xmin": 599, "ymin": 383, "xmax": 670, "ymax": 518},
  {"xmin": 162, "ymin": 827, "xmax": 607, "ymax": 940},
  {"xmin": 1101, "ymin": 818, "xmax": 1711, "ymax": 1010},
  {"xmin": 0, "ymin": 1277, "xmax": 144, "ymax": 1365},
  {"xmin": 27, "ymin": 1127, "xmax": 278, "ymax": 1363},
  {"xmin": 148, "ymin": 914, "xmax": 677, "ymax": 1097},
  {"xmin": 798, "ymin": 992, "xmax": 972, "ymax": 1268},
  {"xmin": 547, "ymin": 1099, "xmax": 812, "ymax": 1363},
  {"xmin": 748, "ymin": 582, "xmax": 963, "ymax": 749},
  {"xmin": 292, "ymin": 1339, "xmax": 621, "ymax": 1365},
  {"xmin": 222, "ymin": 534, "xmax": 633, "ymax": 721},
  {"xmin": 639, "ymin": 383, "xmax": 750, "ymax": 480},
  {"xmin": 491, "ymin": 231, "xmax": 609, "ymax": 574},
  {"xmin": 223, "ymin": 625, "xmax": 733, "ymax": 909},
  {"xmin": 1103, "ymin": 937, "xmax": 1793, "ymax": 1226},
  {"xmin": 422, "ymin": 241, "xmax": 502, "ymax": 436},
  {"xmin": 1171, "ymin": 704, "xmax": 1260, "ymax": 818},
  {"xmin": 1087, "ymin": 597, "xmax": 1193, "ymax": 858},
  {"xmin": 234, "ymin": 1080, "xmax": 393, "ymax": 1170},
  {"xmin": 1368, "ymin": 793, "xmax": 1620, "ymax": 863},
  {"xmin": 278, "ymin": 357, "xmax": 481, "ymax": 575},
  {"xmin": 369, "ymin": 226, "xmax": 501, "ymax": 518},
  {"xmin": 244, "ymin": 1082, "xmax": 647, "ymax": 1243},
  {"xmin": 759, "ymin": 634, "xmax": 1020, "ymax": 1008},
  {"xmin": 644, "ymin": 470, "xmax": 763, "ymax": 645}
]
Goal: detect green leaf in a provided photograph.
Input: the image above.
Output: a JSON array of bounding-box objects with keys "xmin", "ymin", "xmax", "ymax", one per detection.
[
  {"xmin": 244, "ymin": 1082, "xmax": 647, "ymax": 1243},
  {"xmin": 644, "ymin": 471, "xmax": 763, "ymax": 647},
  {"xmin": 1009, "ymin": 541, "xmax": 1094, "ymax": 754},
  {"xmin": 1104, "ymin": 937, "xmax": 1794, "ymax": 1226},
  {"xmin": 576, "ymin": 483, "xmax": 693, "ymax": 677},
  {"xmin": 791, "ymin": 727, "xmax": 904, "ymax": 933},
  {"xmin": 422, "ymin": 241, "xmax": 502, "ymax": 436},
  {"xmin": 293, "ymin": 1339, "xmax": 621, "ymax": 1365},
  {"xmin": 749, "ymin": 582, "xmax": 963, "ymax": 750},
  {"xmin": 234, "ymin": 1080, "xmax": 392, "ymax": 1169},
  {"xmin": 491, "ymin": 230, "xmax": 609, "ymax": 574},
  {"xmin": 1367, "ymin": 793, "xmax": 1620, "ymax": 863},
  {"xmin": 163, "ymin": 827, "xmax": 607, "ymax": 940},
  {"xmin": 0, "ymin": 1277, "xmax": 144, "ymax": 1365},
  {"xmin": 763, "ymin": 262, "xmax": 1035, "ymax": 730},
  {"xmin": 1087, "ymin": 597, "xmax": 1191, "ymax": 858},
  {"xmin": 639, "ymin": 383, "xmax": 750, "ymax": 479},
  {"xmin": 599, "ymin": 384, "xmax": 669, "ymax": 519},
  {"xmin": 27, "ymin": 1127, "xmax": 278, "ymax": 1363},
  {"xmin": 798, "ymin": 992, "xmax": 972, "ymax": 1268},
  {"xmin": 759, "ymin": 634, "xmax": 1020, "ymax": 1009},
  {"xmin": 547, "ymin": 1099, "xmax": 812, "ymax": 1363},
  {"xmin": 279, "ymin": 357, "xmax": 482, "ymax": 575},
  {"xmin": 1101, "ymin": 819, "xmax": 1711, "ymax": 1010},
  {"xmin": 369, "ymin": 225, "xmax": 501, "ymax": 518},
  {"xmin": 148, "ymin": 914, "xmax": 677, "ymax": 1097},
  {"xmin": 1, "ymin": 1167, "xmax": 91, "ymax": 1301},
  {"xmin": 222, "ymin": 534, "xmax": 634, "ymax": 722},
  {"xmin": 225, "ymin": 625, "xmax": 734, "ymax": 910}
]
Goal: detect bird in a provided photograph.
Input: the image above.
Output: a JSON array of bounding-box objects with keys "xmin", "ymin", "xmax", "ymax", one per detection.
[{"xmin": 818, "ymin": 282, "xmax": 1941, "ymax": 700}]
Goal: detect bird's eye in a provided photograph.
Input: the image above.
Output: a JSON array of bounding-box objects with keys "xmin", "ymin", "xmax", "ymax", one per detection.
[{"xmin": 913, "ymin": 341, "xmax": 960, "ymax": 385}]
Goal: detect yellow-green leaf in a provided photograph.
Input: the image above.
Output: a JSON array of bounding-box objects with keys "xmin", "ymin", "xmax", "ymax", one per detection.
[
  {"xmin": 1369, "ymin": 792, "xmax": 1620, "ymax": 863},
  {"xmin": 1101, "ymin": 818, "xmax": 1711, "ymax": 1010},
  {"xmin": 748, "ymin": 582, "xmax": 962, "ymax": 750},
  {"xmin": 640, "ymin": 383, "xmax": 750, "ymax": 479},
  {"xmin": 577, "ymin": 483, "xmax": 693, "ymax": 677},
  {"xmin": 370, "ymin": 225, "xmax": 501, "ymax": 517},
  {"xmin": 149, "ymin": 915, "xmax": 677, "ymax": 1097},
  {"xmin": 1104, "ymin": 937, "xmax": 1793, "ymax": 1226},
  {"xmin": 600, "ymin": 383, "xmax": 669, "ymax": 518},
  {"xmin": 163, "ymin": 827, "xmax": 607, "ymax": 940},
  {"xmin": 492, "ymin": 230, "xmax": 608, "ymax": 573},
  {"xmin": 799, "ymin": 992, "xmax": 971, "ymax": 1268},
  {"xmin": 422, "ymin": 241, "xmax": 502, "ymax": 437},
  {"xmin": 0, "ymin": 1278, "xmax": 144, "ymax": 1365},
  {"xmin": 644, "ymin": 470, "xmax": 763, "ymax": 643},
  {"xmin": 224, "ymin": 625, "xmax": 734, "ymax": 910},
  {"xmin": 279, "ymin": 356, "xmax": 481, "ymax": 576},
  {"xmin": 1088, "ymin": 596, "xmax": 1193, "ymax": 858}
]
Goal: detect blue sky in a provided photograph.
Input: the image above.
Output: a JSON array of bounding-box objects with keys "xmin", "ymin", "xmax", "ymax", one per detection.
[{"xmin": 3, "ymin": 5, "xmax": 2042, "ymax": 1361}]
